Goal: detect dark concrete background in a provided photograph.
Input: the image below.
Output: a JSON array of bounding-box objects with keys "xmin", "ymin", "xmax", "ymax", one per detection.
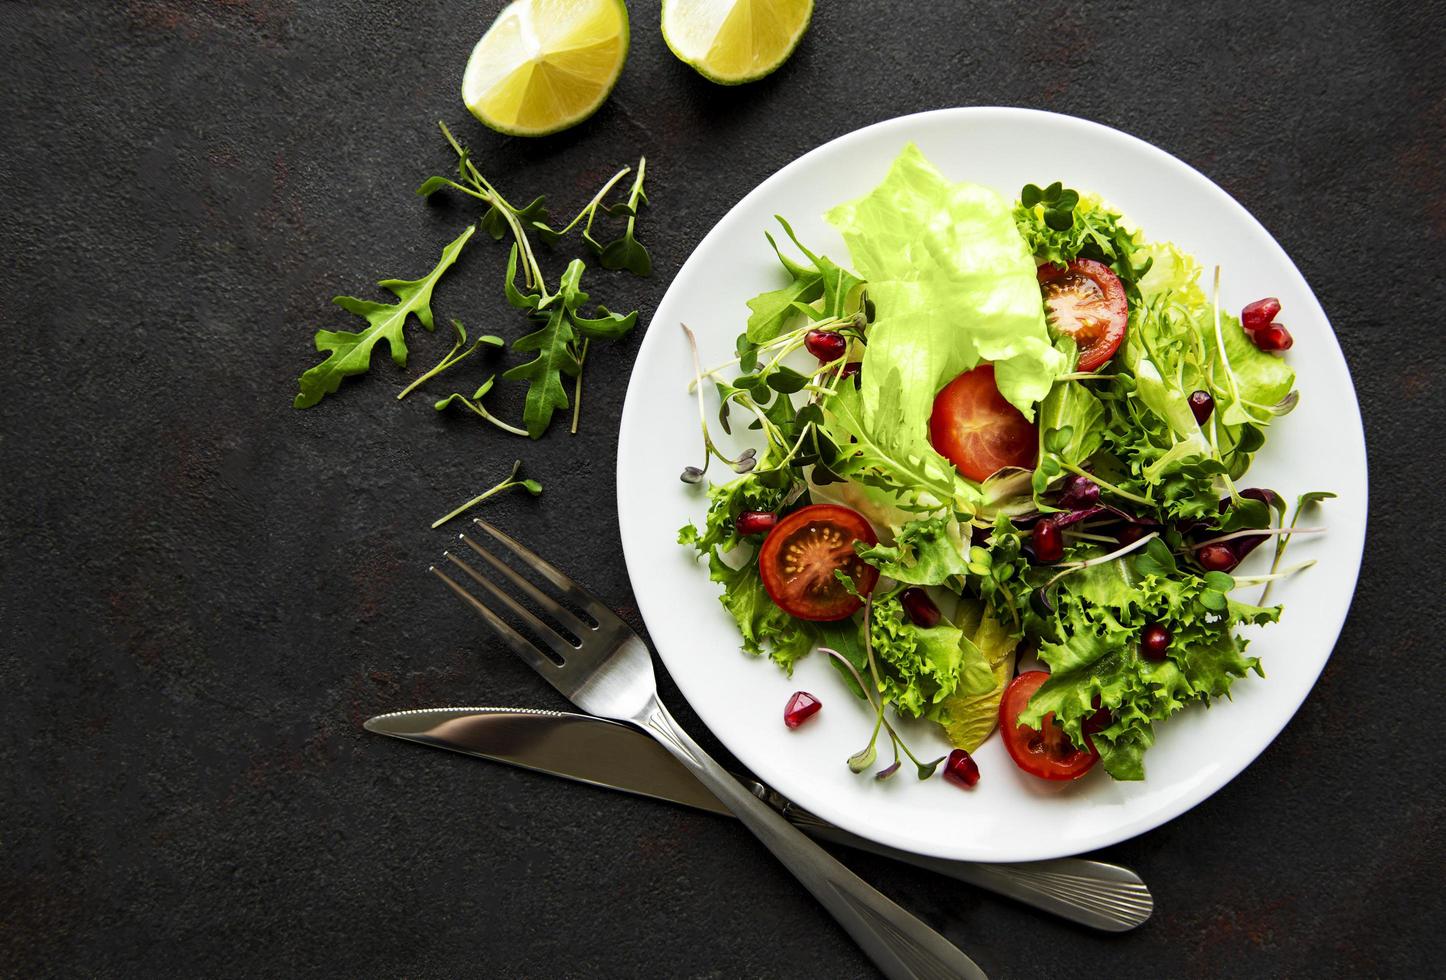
[{"xmin": 3, "ymin": 1, "xmax": 1442, "ymax": 977}]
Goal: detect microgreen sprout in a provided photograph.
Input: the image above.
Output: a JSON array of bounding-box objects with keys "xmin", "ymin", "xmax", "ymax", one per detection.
[
  {"xmin": 415, "ymin": 123, "xmax": 648, "ymax": 439},
  {"xmin": 1020, "ymin": 181, "xmax": 1079, "ymax": 231},
  {"xmin": 1233, "ymin": 560, "xmax": 1318, "ymax": 586},
  {"xmin": 431, "ymin": 460, "xmax": 542, "ymax": 529},
  {"xmin": 874, "ymin": 760, "xmax": 902, "ymax": 782},
  {"xmin": 1194, "ymin": 526, "xmax": 1325, "ymax": 549},
  {"xmin": 1040, "ymin": 531, "xmax": 1160, "ymax": 591},
  {"xmin": 434, "ymin": 377, "xmax": 529, "ymax": 437},
  {"xmin": 398, "ymin": 319, "xmax": 503, "ymax": 400},
  {"xmin": 680, "ymin": 323, "xmax": 761, "ymax": 481},
  {"xmin": 1260, "ymin": 491, "xmax": 1335, "ymax": 603},
  {"xmin": 823, "ymin": 596, "xmax": 952, "ymax": 781}
]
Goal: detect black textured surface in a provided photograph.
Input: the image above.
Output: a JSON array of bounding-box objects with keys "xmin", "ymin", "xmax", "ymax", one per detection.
[{"xmin": 3, "ymin": 2, "xmax": 1443, "ymax": 977}]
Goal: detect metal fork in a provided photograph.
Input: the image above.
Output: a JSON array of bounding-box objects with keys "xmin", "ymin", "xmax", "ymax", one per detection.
[{"xmin": 433, "ymin": 520, "xmax": 988, "ymax": 980}]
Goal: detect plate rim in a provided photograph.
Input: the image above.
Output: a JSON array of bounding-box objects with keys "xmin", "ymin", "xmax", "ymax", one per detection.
[{"xmin": 616, "ymin": 106, "xmax": 1368, "ymax": 861}]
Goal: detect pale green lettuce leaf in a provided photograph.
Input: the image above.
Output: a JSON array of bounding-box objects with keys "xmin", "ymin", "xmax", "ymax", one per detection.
[
  {"xmin": 939, "ymin": 601, "xmax": 1019, "ymax": 752},
  {"xmin": 825, "ymin": 144, "xmax": 1065, "ymax": 452}
]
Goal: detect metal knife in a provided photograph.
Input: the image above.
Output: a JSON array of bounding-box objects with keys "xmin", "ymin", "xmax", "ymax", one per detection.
[{"xmin": 365, "ymin": 706, "xmax": 1153, "ymax": 932}]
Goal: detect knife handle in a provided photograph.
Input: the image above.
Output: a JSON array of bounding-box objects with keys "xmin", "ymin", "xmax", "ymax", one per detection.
[
  {"xmin": 786, "ymin": 817, "xmax": 1153, "ymax": 933},
  {"xmin": 641, "ymin": 697, "xmax": 988, "ymax": 980}
]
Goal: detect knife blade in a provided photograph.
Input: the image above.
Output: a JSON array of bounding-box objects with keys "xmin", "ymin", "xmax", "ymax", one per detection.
[
  {"xmin": 363, "ymin": 706, "xmax": 731, "ymax": 815},
  {"xmin": 366, "ymin": 706, "xmax": 1154, "ymax": 932}
]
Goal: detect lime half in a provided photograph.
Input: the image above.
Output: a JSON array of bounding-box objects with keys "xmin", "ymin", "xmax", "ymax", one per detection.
[
  {"xmin": 462, "ymin": 0, "xmax": 630, "ymax": 137},
  {"xmin": 661, "ymin": 0, "xmax": 813, "ymax": 85}
]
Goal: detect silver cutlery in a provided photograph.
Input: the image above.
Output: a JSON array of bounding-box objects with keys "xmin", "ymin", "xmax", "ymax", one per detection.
[
  {"xmin": 366, "ymin": 706, "xmax": 1154, "ymax": 932},
  {"xmin": 431, "ymin": 519, "xmax": 987, "ymax": 980}
]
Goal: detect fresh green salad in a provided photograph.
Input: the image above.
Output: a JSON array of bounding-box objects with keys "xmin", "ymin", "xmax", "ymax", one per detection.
[{"xmin": 679, "ymin": 144, "xmax": 1329, "ymax": 785}]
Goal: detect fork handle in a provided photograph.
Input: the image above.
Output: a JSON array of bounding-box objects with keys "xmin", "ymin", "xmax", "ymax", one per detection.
[
  {"xmin": 791, "ymin": 821, "xmax": 1153, "ymax": 933},
  {"xmin": 641, "ymin": 699, "xmax": 987, "ymax": 980}
]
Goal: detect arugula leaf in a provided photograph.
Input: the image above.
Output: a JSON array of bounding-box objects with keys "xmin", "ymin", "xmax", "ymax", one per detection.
[
  {"xmin": 294, "ymin": 225, "xmax": 475, "ymax": 408},
  {"xmin": 855, "ymin": 517, "xmax": 970, "ymax": 586},
  {"xmin": 821, "ymin": 372, "xmax": 965, "ymax": 509},
  {"xmin": 504, "ymin": 307, "xmax": 580, "ymax": 440},
  {"xmin": 500, "ymin": 255, "xmax": 639, "ymax": 438},
  {"xmin": 745, "ymin": 220, "xmax": 831, "ymax": 342}
]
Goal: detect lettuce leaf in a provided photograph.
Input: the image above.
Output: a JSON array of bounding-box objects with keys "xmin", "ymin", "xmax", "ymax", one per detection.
[
  {"xmin": 855, "ymin": 516, "xmax": 970, "ymax": 586},
  {"xmin": 868, "ymin": 592, "xmax": 995, "ymax": 719},
  {"xmin": 939, "ymin": 600, "xmax": 1019, "ymax": 752},
  {"xmin": 1018, "ymin": 552, "xmax": 1278, "ymax": 779},
  {"xmin": 825, "ymin": 144, "xmax": 1065, "ymax": 452}
]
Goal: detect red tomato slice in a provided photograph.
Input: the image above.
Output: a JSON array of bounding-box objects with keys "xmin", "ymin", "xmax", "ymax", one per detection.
[
  {"xmin": 758, "ymin": 504, "xmax": 879, "ymax": 622},
  {"xmin": 998, "ymin": 671, "xmax": 1099, "ymax": 781},
  {"xmin": 929, "ymin": 364, "xmax": 1038, "ymax": 483},
  {"xmin": 1037, "ymin": 258, "xmax": 1128, "ymax": 371}
]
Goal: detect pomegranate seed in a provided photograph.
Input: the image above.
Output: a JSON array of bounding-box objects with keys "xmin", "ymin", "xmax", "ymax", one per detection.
[
  {"xmin": 1084, "ymin": 697, "xmax": 1113, "ymax": 734},
  {"xmin": 804, "ymin": 329, "xmax": 848, "ymax": 362},
  {"xmin": 1032, "ymin": 519, "xmax": 1064, "ymax": 563},
  {"xmin": 900, "ymin": 587, "xmax": 941, "ymax": 629},
  {"xmin": 735, "ymin": 510, "xmax": 777, "ymax": 536},
  {"xmin": 1116, "ymin": 523, "xmax": 1149, "ymax": 546},
  {"xmin": 1140, "ymin": 623, "xmax": 1172, "ymax": 661},
  {"xmin": 1241, "ymin": 297, "xmax": 1281, "ymax": 332},
  {"xmin": 1188, "ymin": 389, "xmax": 1215, "ymax": 425},
  {"xmin": 1197, "ymin": 543, "xmax": 1237, "ymax": 572},
  {"xmin": 1252, "ymin": 322, "xmax": 1293, "ymax": 352},
  {"xmin": 783, "ymin": 691, "xmax": 822, "ymax": 729},
  {"xmin": 943, "ymin": 748, "xmax": 980, "ymax": 788}
]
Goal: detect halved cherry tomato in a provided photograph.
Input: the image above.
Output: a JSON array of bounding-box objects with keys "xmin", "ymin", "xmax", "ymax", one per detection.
[
  {"xmin": 758, "ymin": 504, "xmax": 879, "ymax": 622},
  {"xmin": 929, "ymin": 364, "xmax": 1038, "ymax": 483},
  {"xmin": 998, "ymin": 670, "xmax": 1099, "ymax": 781},
  {"xmin": 1037, "ymin": 258, "xmax": 1128, "ymax": 371}
]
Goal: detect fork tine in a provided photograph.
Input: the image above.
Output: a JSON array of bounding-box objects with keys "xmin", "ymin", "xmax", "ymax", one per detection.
[
  {"xmin": 457, "ymin": 532, "xmax": 594, "ymax": 639},
  {"xmin": 429, "ymin": 560, "xmax": 559, "ymax": 676},
  {"xmin": 471, "ymin": 519, "xmax": 617, "ymax": 625},
  {"xmin": 442, "ymin": 548, "xmax": 581, "ymax": 664}
]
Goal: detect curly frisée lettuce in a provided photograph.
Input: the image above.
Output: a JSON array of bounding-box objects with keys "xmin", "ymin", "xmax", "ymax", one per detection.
[{"xmin": 678, "ymin": 144, "xmax": 1327, "ymax": 787}]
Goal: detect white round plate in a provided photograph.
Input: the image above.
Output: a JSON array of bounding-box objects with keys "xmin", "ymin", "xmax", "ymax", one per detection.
[{"xmin": 615, "ymin": 108, "xmax": 1367, "ymax": 862}]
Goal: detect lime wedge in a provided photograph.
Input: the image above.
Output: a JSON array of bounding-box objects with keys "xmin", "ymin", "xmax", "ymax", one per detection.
[
  {"xmin": 462, "ymin": 0, "xmax": 630, "ymax": 137},
  {"xmin": 661, "ymin": 0, "xmax": 813, "ymax": 85}
]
